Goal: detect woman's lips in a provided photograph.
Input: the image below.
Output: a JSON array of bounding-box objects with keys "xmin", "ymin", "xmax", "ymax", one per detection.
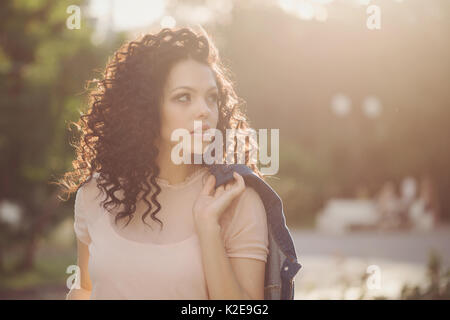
[{"xmin": 190, "ymin": 125, "xmax": 211, "ymax": 134}]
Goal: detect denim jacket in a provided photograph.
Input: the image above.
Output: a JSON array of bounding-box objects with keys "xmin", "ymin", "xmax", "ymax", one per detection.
[{"xmin": 207, "ymin": 163, "xmax": 302, "ymax": 300}]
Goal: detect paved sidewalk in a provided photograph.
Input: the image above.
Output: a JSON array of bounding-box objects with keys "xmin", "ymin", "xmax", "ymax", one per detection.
[
  {"xmin": 291, "ymin": 226, "xmax": 450, "ymax": 265},
  {"xmin": 291, "ymin": 226, "xmax": 450, "ymax": 299}
]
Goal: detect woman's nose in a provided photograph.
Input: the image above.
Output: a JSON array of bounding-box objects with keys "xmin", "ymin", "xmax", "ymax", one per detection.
[{"xmin": 196, "ymin": 99, "xmax": 211, "ymax": 118}]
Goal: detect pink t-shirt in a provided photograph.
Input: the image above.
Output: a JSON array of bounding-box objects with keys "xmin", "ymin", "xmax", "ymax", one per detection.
[{"xmin": 73, "ymin": 167, "xmax": 269, "ymax": 299}]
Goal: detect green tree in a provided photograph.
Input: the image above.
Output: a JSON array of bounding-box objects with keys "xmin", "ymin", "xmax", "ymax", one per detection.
[{"xmin": 0, "ymin": 0, "xmax": 124, "ymax": 271}]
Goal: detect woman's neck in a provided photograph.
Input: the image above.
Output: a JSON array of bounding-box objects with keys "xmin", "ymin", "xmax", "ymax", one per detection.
[{"xmin": 155, "ymin": 144, "xmax": 204, "ymax": 185}]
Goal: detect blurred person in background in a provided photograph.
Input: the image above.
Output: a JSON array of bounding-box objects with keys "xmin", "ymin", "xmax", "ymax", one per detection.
[
  {"xmin": 409, "ymin": 174, "xmax": 441, "ymax": 231},
  {"xmin": 398, "ymin": 176, "xmax": 418, "ymax": 229},
  {"xmin": 375, "ymin": 181, "xmax": 402, "ymax": 230}
]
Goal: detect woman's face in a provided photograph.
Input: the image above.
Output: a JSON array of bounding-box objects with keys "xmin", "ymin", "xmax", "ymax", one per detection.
[{"xmin": 158, "ymin": 58, "xmax": 219, "ymax": 158}]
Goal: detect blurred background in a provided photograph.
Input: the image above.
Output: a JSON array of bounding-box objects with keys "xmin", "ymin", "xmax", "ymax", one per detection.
[{"xmin": 0, "ymin": 0, "xmax": 449, "ymax": 299}]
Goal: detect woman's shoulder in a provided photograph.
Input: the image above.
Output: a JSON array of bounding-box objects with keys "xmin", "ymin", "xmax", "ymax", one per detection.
[
  {"xmin": 76, "ymin": 172, "xmax": 106, "ymax": 215},
  {"xmin": 78, "ymin": 171, "xmax": 100, "ymax": 194},
  {"xmin": 219, "ymin": 185, "xmax": 269, "ymax": 258},
  {"xmin": 233, "ymin": 185, "xmax": 264, "ymax": 210},
  {"xmin": 219, "ymin": 185, "xmax": 266, "ymax": 228}
]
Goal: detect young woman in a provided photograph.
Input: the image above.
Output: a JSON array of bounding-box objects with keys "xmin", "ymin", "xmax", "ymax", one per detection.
[{"xmin": 61, "ymin": 27, "xmax": 269, "ymax": 300}]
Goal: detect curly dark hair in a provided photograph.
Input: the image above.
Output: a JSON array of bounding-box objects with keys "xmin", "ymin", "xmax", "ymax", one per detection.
[{"xmin": 56, "ymin": 26, "xmax": 263, "ymax": 231}]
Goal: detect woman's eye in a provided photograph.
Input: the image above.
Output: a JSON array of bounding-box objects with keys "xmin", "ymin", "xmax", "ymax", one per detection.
[
  {"xmin": 208, "ymin": 93, "xmax": 219, "ymax": 105},
  {"xmin": 176, "ymin": 93, "xmax": 190, "ymax": 103}
]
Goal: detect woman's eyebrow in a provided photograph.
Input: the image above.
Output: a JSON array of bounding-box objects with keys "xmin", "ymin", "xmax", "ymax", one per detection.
[{"xmin": 171, "ymin": 85, "xmax": 218, "ymax": 93}]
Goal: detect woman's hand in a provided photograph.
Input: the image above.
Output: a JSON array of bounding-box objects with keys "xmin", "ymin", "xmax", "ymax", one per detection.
[{"xmin": 193, "ymin": 172, "xmax": 245, "ymax": 233}]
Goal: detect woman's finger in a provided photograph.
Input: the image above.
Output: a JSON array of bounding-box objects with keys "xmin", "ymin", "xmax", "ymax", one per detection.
[
  {"xmin": 225, "ymin": 181, "xmax": 233, "ymax": 191},
  {"xmin": 200, "ymin": 174, "xmax": 216, "ymax": 196},
  {"xmin": 213, "ymin": 173, "xmax": 246, "ymax": 211},
  {"xmin": 231, "ymin": 172, "xmax": 245, "ymax": 195},
  {"xmin": 214, "ymin": 185, "xmax": 225, "ymax": 198},
  {"xmin": 222, "ymin": 172, "xmax": 244, "ymax": 196}
]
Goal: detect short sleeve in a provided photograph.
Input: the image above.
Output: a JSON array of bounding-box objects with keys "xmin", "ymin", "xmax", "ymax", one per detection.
[
  {"xmin": 222, "ymin": 186, "xmax": 269, "ymax": 263},
  {"xmin": 74, "ymin": 186, "xmax": 92, "ymax": 246}
]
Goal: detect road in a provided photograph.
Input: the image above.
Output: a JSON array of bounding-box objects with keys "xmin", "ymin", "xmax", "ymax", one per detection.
[
  {"xmin": 290, "ymin": 226, "xmax": 450, "ymax": 299},
  {"xmin": 290, "ymin": 225, "xmax": 450, "ymax": 266}
]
